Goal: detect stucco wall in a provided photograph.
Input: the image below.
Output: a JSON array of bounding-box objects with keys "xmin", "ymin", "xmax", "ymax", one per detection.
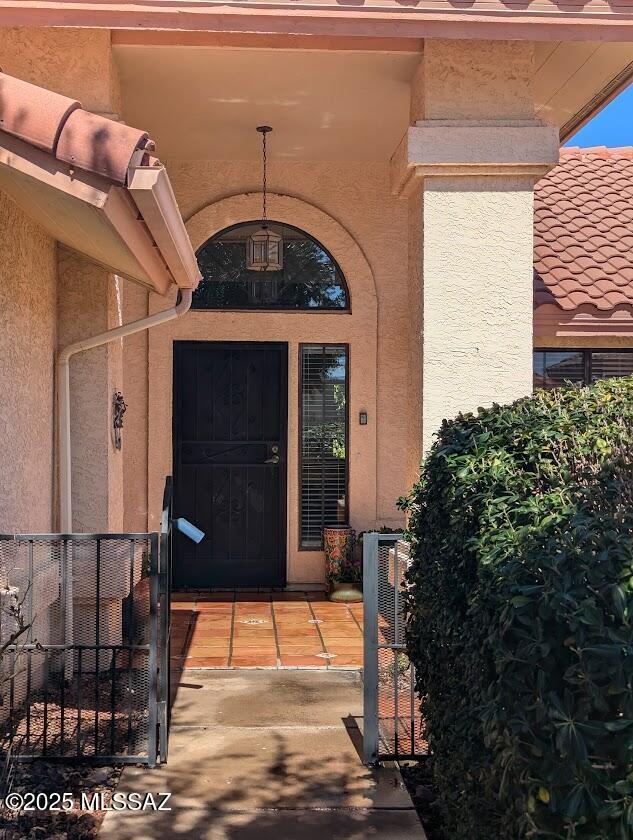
[
  {"xmin": 121, "ymin": 159, "xmax": 409, "ymax": 583},
  {"xmin": 0, "ymin": 190, "xmax": 57, "ymax": 533},
  {"xmin": 422, "ymin": 39, "xmax": 535, "ymax": 121},
  {"xmin": 57, "ymin": 252, "xmax": 124, "ymax": 532},
  {"xmin": 0, "ymin": 27, "xmax": 121, "ymax": 114},
  {"xmin": 122, "ymin": 283, "xmax": 149, "ymax": 534}
]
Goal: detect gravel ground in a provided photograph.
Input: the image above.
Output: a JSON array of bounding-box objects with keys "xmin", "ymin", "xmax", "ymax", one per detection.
[{"xmin": 0, "ymin": 762, "xmax": 122, "ymax": 840}]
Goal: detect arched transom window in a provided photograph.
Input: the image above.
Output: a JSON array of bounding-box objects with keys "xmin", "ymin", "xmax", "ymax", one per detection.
[{"xmin": 193, "ymin": 221, "xmax": 350, "ymax": 311}]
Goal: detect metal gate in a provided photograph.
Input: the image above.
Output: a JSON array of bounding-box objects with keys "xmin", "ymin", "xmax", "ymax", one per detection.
[
  {"xmin": 363, "ymin": 532, "xmax": 426, "ymax": 764},
  {"xmin": 0, "ymin": 528, "xmax": 169, "ymax": 768}
]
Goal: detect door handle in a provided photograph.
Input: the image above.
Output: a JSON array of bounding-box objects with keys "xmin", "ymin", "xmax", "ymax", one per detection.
[{"xmin": 264, "ymin": 454, "xmax": 280, "ymax": 464}]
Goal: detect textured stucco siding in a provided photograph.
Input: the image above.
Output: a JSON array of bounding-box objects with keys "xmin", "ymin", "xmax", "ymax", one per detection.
[
  {"xmin": 122, "ymin": 283, "xmax": 149, "ymax": 534},
  {"xmin": 422, "ymin": 39, "xmax": 535, "ymax": 121},
  {"xmin": 0, "ymin": 27, "xmax": 121, "ymax": 114},
  {"xmin": 57, "ymin": 251, "xmax": 124, "ymax": 533},
  {"xmin": 0, "ymin": 190, "xmax": 57, "ymax": 532},
  {"xmin": 421, "ymin": 175, "xmax": 535, "ymax": 452}
]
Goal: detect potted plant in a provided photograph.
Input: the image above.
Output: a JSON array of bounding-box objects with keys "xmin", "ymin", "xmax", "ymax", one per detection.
[{"xmin": 323, "ymin": 526, "xmax": 361, "ymax": 602}]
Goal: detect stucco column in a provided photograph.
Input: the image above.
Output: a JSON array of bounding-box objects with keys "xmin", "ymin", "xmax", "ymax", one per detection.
[{"xmin": 395, "ymin": 41, "xmax": 559, "ymax": 460}]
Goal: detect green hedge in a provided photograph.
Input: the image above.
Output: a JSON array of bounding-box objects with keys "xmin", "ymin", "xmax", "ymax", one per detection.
[{"xmin": 404, "ymin": 378, "xmax": 633, "ymax": 839}]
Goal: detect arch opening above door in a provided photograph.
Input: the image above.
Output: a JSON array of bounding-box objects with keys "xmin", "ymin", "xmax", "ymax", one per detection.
[{"xmin": 193, "ymin": 221, "xmax": 350, "ymax": 311}]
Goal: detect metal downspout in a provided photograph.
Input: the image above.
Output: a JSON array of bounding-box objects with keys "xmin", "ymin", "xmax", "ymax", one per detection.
[{"xmin": 57, "ymin": 288, "xmax": 192, "ymax": 533}]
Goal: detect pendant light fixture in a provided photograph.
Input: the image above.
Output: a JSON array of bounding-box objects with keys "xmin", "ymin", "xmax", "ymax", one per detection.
[{"xmin": 246, "ymin": 126, "xmax": 283, "ymax": 272}]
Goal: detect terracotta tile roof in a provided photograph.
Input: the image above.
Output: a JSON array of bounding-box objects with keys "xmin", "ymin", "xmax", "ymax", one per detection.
[
  {"xmin": 534, "ymin": 146, "xmax": 633, "ymax": 313},
  {"xmin": 0, "ymin": 70, "xmax": 200, "ymax": 291},
  {"xmin": 0, "ymin": 71, "xmax": 151, "ymax": 184}
]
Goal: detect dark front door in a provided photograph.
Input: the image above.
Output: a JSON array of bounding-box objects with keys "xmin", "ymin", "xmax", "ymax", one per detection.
[{"xmin": 173, "ymin": 341, "xmax": 288, "ymax": 588}]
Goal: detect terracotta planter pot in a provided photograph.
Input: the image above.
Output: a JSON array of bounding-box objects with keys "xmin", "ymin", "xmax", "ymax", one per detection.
[
  {"xmin": 329, "ymin": 581, "xmax": 363, "ymax": 603},
  {"xmin": 323, "ymin": 526, "xmax": 360, "ymax": 598}
]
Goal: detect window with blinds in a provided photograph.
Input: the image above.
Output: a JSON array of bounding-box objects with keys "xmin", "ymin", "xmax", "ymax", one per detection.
[
  {"xmin": 591, "ymin": 352, "xmax": 633, "ymax": 382},
  {"xmin": 534, "ymin": 349, "xmax": 633, "ymax": 390},
  {"xmin": 299, "ymin": 345, "xmax": 348, "ymax": 550}
]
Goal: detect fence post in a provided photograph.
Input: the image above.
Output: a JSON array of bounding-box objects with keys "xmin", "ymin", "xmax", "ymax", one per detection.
[
  {"xmin": 158, "ymin": 477, "xmax": 172, "ymax": 763},
  {"xmin": 147, "ymin": 533, "xmax": 159, "ymax": 768},
  {"xmin": 363, "ymin": 532, "xmax": 380, "ymax": 765}
]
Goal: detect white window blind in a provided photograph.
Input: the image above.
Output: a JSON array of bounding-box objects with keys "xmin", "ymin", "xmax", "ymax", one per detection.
[{"xmin": 299, "ymin": 345, "xmax": 348, "ymax": 549}]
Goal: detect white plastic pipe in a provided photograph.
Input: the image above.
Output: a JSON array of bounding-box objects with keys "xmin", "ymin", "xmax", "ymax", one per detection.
[{"xmin": 57, "ymin": 288, "xmax": 192, "ymax": 532}]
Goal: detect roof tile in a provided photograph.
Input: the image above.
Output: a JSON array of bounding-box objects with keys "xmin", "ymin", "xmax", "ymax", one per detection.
[{"xmin": 534, "ymin": 147, "xmax": 633, "ymax": 313}]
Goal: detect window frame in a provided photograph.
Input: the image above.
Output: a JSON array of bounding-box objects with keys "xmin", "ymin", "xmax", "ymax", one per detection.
[
  {"xmin": 193, "ymin": 221, "xmax": 352, "ymax": 314},
  {"xmin": 534, "ymin": 347, "xmax": 633, "ymax": 388},
  {"xmin": 297, "ymin": 343, "xmax": 351, "ymax": 552}
]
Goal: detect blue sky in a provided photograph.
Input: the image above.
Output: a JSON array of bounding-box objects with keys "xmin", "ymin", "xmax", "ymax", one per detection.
[{"xmin": 566, "ymin": 83, "xmax": 633, "ymax": 147}]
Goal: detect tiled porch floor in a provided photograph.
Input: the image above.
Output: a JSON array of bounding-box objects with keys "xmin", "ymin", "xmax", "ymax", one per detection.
[{"xmin": 171, "ymin": 592, "xmax": 364, "ymax": 670}]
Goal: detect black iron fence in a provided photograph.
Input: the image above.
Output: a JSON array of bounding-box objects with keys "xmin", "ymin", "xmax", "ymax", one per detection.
[{"xmin": 0, "ymin": 530, "xmax": 167, "ymax": 767}]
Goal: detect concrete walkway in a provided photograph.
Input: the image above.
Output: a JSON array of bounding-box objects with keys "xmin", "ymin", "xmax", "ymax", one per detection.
[{"xmin": 100, "ymin": 670, "xmax": 426, "ymax": 839}]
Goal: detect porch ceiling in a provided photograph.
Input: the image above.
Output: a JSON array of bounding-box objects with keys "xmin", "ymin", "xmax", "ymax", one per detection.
[
  {"xmin": 114, "ymin": 46, "xmax": 421, "ymax": 162},
  {"xmin": 114, "ymin": 40, "xmax": 633, "ymax": 161}
]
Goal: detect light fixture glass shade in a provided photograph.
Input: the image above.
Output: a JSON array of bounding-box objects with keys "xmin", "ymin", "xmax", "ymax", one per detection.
[{"xmin": 246, "ymin": 226, "xmax": 283, "ymax": 271}]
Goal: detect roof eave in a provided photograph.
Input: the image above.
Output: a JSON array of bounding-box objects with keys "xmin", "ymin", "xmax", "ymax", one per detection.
[
  {"xmin": 127, "ymin": 164, "xmax": 201, "ymax": 290},
  {"xmin": 0, "ymin": 128, "xmax": 190, "ymax": 296}
]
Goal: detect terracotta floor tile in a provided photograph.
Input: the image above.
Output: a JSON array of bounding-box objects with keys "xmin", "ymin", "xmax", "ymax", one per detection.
[
  {"xmin": 172, "ymin": 591, "xmax": 364, "ymax": 670},
  {"xmin": 232, "ymin": 636, "xmax": 276, "ymax": 647},
  {"xmin": 279, "ymin": 654, "xmax": 330, "ymax": 667},
  {"xmin": 276, "ymin": 626, "xmax": 321, "ymax": 638},
  {"xmin": 323, "ymin": 644, "xmax": 363, "ymax": 654},
  {"xmin": 316, "ymin": 619, "xmax": 361, "ymax": 630},
  {"xmin": 233, "ymin": 620, "xmax": 274, "ymax": 630},
  {"xmin": 276, "ymin": 637, "xmax": 321, "ymax": 647},
  {"xmin": 229, "ymin": 645, "xmax": 277, "ymax": 657},
  {"xmin": 230, "ymin": 654, "xmax": 277, "ymax": 667},
  {"xmin": 272, "ymin": 606, "xmax": 312, "ymax": 616},
  {"xmin": 273, "ymin": 617, "xmax": 312, "ymax": 626},
  {"xmin": 234, "ymin": 618, "xmax": 273, "ymax": 627},
  {"xmin": 278, "ymin": 643, "xmax": 325, "ymax": 655},
  {"xmin": 190, "ymin": 620, "xmax": 232, "ymax": 630},
  {"xmin": 194, "ymin": 604, "xmax": 234, "ymax": 614},
  {"xmin": 187, "ymin": 640, "xmax": 231, "ymax": 650},
  {"xmin": 272, "ymin": 599, "xmax": 311, "ymax": 607},
  {"xmin": 194, "ymin": 612, "xmax": 233, "ymax": 619},
  {"xmin": 328, "ymin": 655, "xmax": 363, "ymax": 667},
  {"xmin": 183, "ymin": 656, "xmax": 230, "ymax": 668},
  {"xmin": 310, "ymin": 606, "xmax": 354, "ymax": 616},
  {"xmin": 189, "ymin": 632, "xmax": 232, "ymax": 643},
  {"xmin": 191, "ymin": 617, "xmax": 233, "ymax": 628},
  {"xmin": 189, "ymin": 634, "xmax": 231, "ymax": 647},
  {"xmin": 235, "ymin": 601, "xmax": 272, "ymax": 610},
  {"xmin": 273, "ymin": 619, "xmax": 315, "ymax": 630}
]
